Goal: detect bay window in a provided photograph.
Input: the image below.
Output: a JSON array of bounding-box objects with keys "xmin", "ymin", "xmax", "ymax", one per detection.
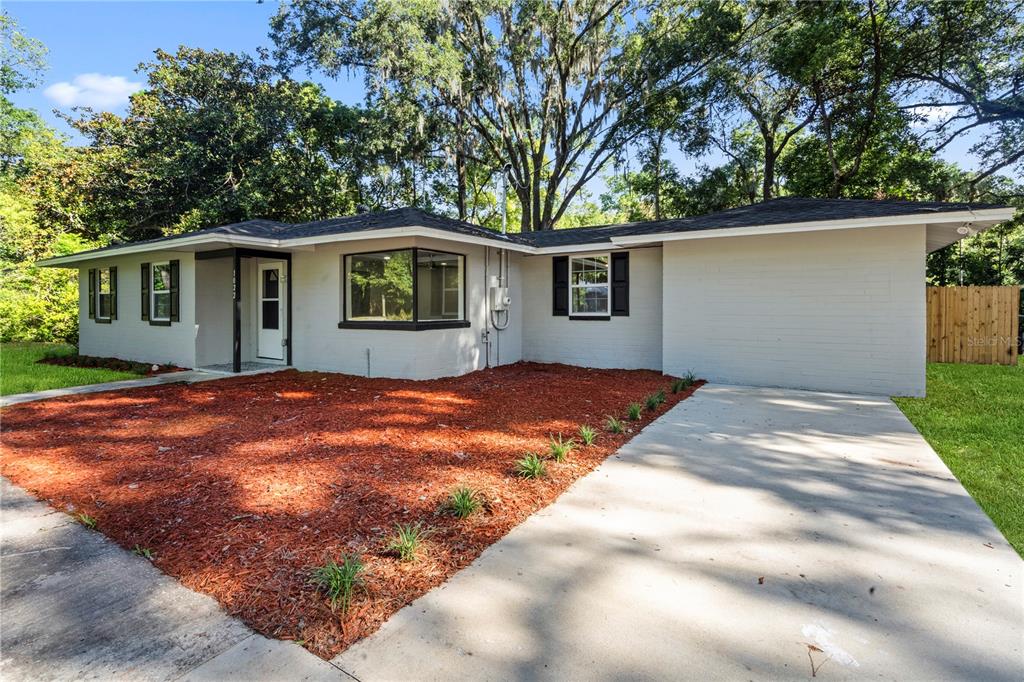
[{"xmin": 342, "ymin": 248, "xmax": 466, "ymax": 329}]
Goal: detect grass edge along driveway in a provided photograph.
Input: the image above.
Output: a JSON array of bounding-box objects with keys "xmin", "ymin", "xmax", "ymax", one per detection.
[
  {"xmin": 1, "ymin": 342, "xmax": 139, "ymax": 396},
  {"xmin": 894, "ymin": 359, "xmax": 1024, "ymax": 557}
]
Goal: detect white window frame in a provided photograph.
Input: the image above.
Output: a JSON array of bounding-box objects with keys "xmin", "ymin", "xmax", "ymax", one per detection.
[
  {"xmin": 96, "ymin": 267, "xmax": 112, "ymax": 321},
  {"xmin": 151, "ymin": 261, "xmax": 171, "ymax": 322},
  {"xmin": 569, "ymin": 253, "xmax": 611, "ymax": 316}
]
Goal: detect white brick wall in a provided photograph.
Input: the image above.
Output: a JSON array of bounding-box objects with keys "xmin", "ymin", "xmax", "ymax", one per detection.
[
  {"xmin": 520, "ymin": 248, "xmax": 663, "ymax": 370},
  {"xmin": 661, "ymin": 225, "xmax": 927, "ymax": 396},
  {"xmin": 291, "ymin": 237, "xmax": 522, "ymax": 379},
  {"xmin": 78, "ymin": 251, "xmax": 197, "ymax": 368}
]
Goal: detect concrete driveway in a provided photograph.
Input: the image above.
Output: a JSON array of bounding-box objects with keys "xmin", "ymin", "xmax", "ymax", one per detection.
[
  {"xmin": 335, "ymin": 385, "xmax": 1023, "ymax": 681},
  {"xmin": 0, "ymin": 479, "xmax": 342, "ymax": 681}
]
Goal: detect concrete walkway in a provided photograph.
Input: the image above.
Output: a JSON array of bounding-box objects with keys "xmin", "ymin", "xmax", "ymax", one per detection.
[
  {"xmin": 0, "ymin": 478, "xmax": 344, "ymax": 681},
  {"xmin": 0, "ymin": 366, "xmax": 288, "ymax": 407},
  {"xmin": 335, "ymin": 385, "xmax": 1023, "ymax": 680}
]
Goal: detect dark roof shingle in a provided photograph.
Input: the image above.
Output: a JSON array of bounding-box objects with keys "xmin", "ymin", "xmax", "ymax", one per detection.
[{"xmin": 51, "ymin": 197, "xmax": 1006, "ymax": 263}]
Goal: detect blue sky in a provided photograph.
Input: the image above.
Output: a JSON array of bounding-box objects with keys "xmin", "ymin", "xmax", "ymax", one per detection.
[
  {"xmin": 6, "ymin": 1, "xmax": 365, "ymax": 137},
  {"xmin": 6, "ymin": 0, "xmax": 985, "ymax": 179}
]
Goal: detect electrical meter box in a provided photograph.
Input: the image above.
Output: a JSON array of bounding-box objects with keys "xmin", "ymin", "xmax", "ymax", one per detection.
[{"xmin": 490, "ymin": 286, "xmax": 511, "ymax": 311}]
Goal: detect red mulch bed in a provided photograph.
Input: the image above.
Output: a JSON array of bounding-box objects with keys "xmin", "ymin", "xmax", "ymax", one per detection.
[
  {"xmin": 0, "ymin": 362, "xmax": 702, "ymax": 659},
  {"xmin": 38, "ymin": 354, "xmax": 184, "ymax": 376}
]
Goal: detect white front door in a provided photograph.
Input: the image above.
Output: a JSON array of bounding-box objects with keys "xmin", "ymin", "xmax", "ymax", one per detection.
[{"xmin": 257, "ymin": 263, "xmax": 284, "ymax": 361}]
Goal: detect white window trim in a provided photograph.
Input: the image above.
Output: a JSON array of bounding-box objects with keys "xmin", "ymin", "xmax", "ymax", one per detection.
[
  {"xmin": 569, "ymin": 252, "xmax": 611, "ymax": 316},
  {"xmin": 151, "ymin": 261, "xmax": 171, "ymax": 322},
  {"xmin": 96, "ymin": 267, "xmax": 112, "ymax": 320}
]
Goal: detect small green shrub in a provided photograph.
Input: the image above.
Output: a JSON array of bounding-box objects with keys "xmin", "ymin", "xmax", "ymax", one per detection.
[
  {"xmin": 311, "ymin": 554, "xmax": 364, "ymax": 613},
  {"xmin": 446, "ymin": 486, "xmax": 482, "ymax": 518},
  {"xmin": 578, "ymin": 424, "xmax": 597, "ymax": 446},
  {"xmin": 627, "ymin": 402, "xmax": 643, "ymax": 421},
  {"xmin": 387, "ymin": 522, "xmax": 429, "ymax": 562},
  {"xmin": 133, "ymin": 545, "xmax": 154, "ymax": 560},
  {"xmin": 548, "ymin": 433, "xmax": 576, "ymax": 462},
  {"xmin": 514, "ymin": 452, "xmax": 547, "ymax": 479},
  {"xmin": 671, "ymin": 372, "xmax": 696, "ymax": 393},
  {"xmin": 645, "ymin": 391, "xmax": 665, "ymax": 411},
  {"xmin": 605, "ymin": 415, "xmax": 624, "ymax": 434},
  {"xmin": 76, "ymin": 513, "xmax": 97, "ymax": 529}
]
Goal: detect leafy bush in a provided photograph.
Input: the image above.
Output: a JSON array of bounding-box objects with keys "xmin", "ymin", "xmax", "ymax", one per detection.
[
  {"xmin": 514, "ymin": 452, "xmax": 547, "ymax": 479},
  {"xmin": 604, "ymin": 415, "xmax": 624, "ymax": 433},
  {"xmin": 386, "ymin": 522, "xmax": 429, "ymax": 562},
  {"xmin": 446, "ymin": 486, "xmax": 482, "ymax": 518},
  {"xmin": 311, "ymin": 554, "xmax": 364, "ymax": 612},
  {"xmin": 627, "ymin": 402, "xmax": 643, "ymax": 421},
  {"xmin": 578, "ymin": 424, "xmax": 597, "ymax": 446},
  {"xmin": 548, "ymin": 433, "xmax": 576, "ymax": 462}
]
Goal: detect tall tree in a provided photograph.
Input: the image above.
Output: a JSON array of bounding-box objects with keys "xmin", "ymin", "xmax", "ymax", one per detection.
[
  {"xmin": 271, "ymin": 0, "xmax": 754, "ymax": 231},
  {"xmin": 896, "ymin": 0, "xmax": 1024, "ymax": 188},
  {"xmin": 70, "ymin": 47, "xmax": 365, "ymax": 241}
]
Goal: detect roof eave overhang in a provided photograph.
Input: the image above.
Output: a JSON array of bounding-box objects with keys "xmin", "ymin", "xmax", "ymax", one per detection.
[
  {"xmin": 608, "ymin": 208, "xmax": 1017, "ymax": 248},
  {"xmin": 38, "ymin": 207, "xmax": 1017, "ymax": 266},
  {"xmin": 38, "ymin": 225, "xmax": 533, "ymax": 267}
]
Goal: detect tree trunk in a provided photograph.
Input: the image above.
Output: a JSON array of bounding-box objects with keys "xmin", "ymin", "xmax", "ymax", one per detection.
[
  {"xmin": 653, "ymin": 131, "xmax": 664, "ymax": 220},
  {"xmin": 762, "ymin": 136, "xmax": 775, "ymax": 201}
]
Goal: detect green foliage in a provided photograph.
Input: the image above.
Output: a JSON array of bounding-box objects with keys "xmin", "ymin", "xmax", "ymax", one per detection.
[
  {"xmin": 548, "ymin": 433, "xmax": 576, "ymax": 462},
  {"xmin": 76, "ymin": 512, "xmax": 97, "ymax": 529},
  {"xmin": 68, "ymin": 47, "xmax": 364, "ymax": 242},
  {"xmin": 671, "ymin": 372, "xmax": 696, "ymax": 393},
  {"xmin": 578, "ymin": 424, "xmax": 597, "ymax": 446},
  {"xmin": 644, "ymin": 391, "xmax": 666, "ymax": 411},
  {"xmin": 0, "ymin": 343, "xmax": 139, "ymax": 396},
  {"xmin": 311, "ymin": 554, "xmax": 364, "ymax": 613},
  {"xmin": 0, "ymin": 12, "xmax": 48, "ymax": 95},
  {"xmin": 604, "ymin": 415, "xmax": 625, "ymax": 434},
  {"xmin": 446, "ymin": 486, "xmax": 481, "ymax": 518},
  {"xmin": 894, "ymin": 359, "xmax": 1024, "ymax": 556},
  {"xmin": 133, "ymin": 545, "xmax": 154, "ymax": 560},
  {"xmin": 627, "ymin": 402, "xmax": 644, "ymax": 421},
  {"xmin": 386, "ymin": 522, "xmax": 429, "ymax": 562},
  {"xmin": 514, "ymin": 452, "xmax": 547, "ymax": 479}
]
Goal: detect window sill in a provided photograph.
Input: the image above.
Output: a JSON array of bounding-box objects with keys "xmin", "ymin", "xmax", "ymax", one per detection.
[
  {"xmin": 338, "ymin": 320, "xmax": 470, "ymax": 331},
  {"xmin": 149, "ymin": 320, "xmax": 172, "ymax": 327},
  {"xmin": 95, "ymin": 318, "xmax": 112, "ymax": 324},
  {"xmin": 569, "ymin": 315, "xmax": 611, "ymax": 321}
]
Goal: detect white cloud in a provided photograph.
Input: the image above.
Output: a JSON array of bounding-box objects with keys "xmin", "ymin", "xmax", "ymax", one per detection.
[{"xmin": 43, "ymin": 73, "xmax": 142, "ymax": 110}]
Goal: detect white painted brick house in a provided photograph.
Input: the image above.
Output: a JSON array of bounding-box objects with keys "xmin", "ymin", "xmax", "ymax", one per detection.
[{"xmin": 41, "ymin": 197, "xmax": 1015, "ymax": 396}]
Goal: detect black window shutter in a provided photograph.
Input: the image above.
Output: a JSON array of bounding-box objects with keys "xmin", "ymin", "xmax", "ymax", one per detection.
[
  {"xmin": 141, "ymin": 263, "xmax": 150, "ymax": 321},
  {"xmin": 552, "ymin": 256, "xmax": 569, "ymax": 316},
  {"xmin": 169, "ymin": 259, "xmax": 180, "ymax": 322},
  {"xmin": 88, "ymin": 268, "xmax": 96, "ymax": 319},
  {"xmin": 109, "ymin": 266, "xmax": 118, "ymax": 320},
  {"xmin": 611, "ymin": 251, "xmax": 629, "ymax": 316}
]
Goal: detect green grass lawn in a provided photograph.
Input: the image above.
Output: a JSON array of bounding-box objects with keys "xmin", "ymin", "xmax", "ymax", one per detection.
[
  {"xmin": 1, "ymin": 342, "xmax": 140, "ymax": 397},
  {"xmin": 894, "ymin": 357, "xmax": 1024, "ymax": 557}
]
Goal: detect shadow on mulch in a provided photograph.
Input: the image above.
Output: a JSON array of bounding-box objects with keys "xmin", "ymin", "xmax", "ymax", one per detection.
[{"xmin": 0, "ymin": 362, "xmax": 702, "ymax": 659}]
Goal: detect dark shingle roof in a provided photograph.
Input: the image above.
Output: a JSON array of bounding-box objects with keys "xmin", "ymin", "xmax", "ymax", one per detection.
[
  {"xmin": 49, "ymin": 197, "xmax": 1007, "ymax": 263},
  {"xmin": 271, "ymin": 207, "xmax": 526, "ymax": 244},
  {"xmin": 516, "ymin": 197, "xmax": 1005, "ymax": 247}
]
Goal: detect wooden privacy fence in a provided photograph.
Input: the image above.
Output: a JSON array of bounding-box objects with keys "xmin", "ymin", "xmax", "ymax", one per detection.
[{"xmin": 927, "ymin": 286, "xmax": 1021, "ymax": 365}]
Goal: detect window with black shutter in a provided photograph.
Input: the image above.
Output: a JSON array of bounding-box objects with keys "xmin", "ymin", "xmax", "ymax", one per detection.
[
  {"xmin": 611, "ymin": 252, "xmax": 629, "ymax": 316},
  {"xmin": 552, "ymin": 256, "xmax": 569, "ymax": 316}
]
